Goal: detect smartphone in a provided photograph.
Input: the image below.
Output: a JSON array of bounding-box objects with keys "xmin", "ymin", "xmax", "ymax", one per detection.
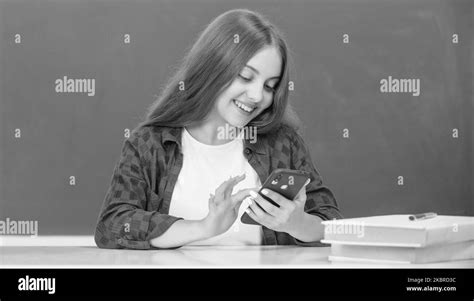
[{"xmin": 241, "ymin": 169, "xmax": 311, "ymax": 225}]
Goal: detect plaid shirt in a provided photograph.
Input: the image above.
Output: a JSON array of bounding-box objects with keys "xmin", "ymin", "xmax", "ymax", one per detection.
[{"xmin": 94, "ymin": 125, "xmax": 343, "ymax": 250}]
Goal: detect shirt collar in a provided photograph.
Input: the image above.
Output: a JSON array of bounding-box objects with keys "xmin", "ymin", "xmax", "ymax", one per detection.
[
  {"xmin": 161, "ymin": 126, "xmax": 182, "ymax": 148},
  {"xmin": 243, "ymin": 137, "xmax": 266, "ymax": 155}
]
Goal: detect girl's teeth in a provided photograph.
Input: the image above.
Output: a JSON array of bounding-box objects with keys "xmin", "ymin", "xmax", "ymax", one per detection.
[{"xmin": 234, "ymin": 100, "xmax": 254, "ymax": 113}]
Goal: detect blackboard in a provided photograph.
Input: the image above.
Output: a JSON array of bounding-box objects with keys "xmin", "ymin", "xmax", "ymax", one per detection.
[{"xmin": 0, "ymin": 0, "xmax": 471, "ymax": 234}]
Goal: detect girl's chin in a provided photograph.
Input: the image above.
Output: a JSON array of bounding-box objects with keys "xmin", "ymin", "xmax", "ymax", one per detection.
[
  {"xmin": 223, "ymin": 108, "xmax": 258, "ymax": 127},
  {"xmin": 226, "ymin": 120, "xmax": 247, "ymax": 128}
]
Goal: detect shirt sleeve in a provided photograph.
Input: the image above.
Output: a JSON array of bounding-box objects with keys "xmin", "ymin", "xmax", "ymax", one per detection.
[
  {"xmin": 94, "ymin": 134, "xmax": 183, "ymax": 250},
  {"xmin": 287, "ymin": 128, "xmax": 343, "ymax": 247}
]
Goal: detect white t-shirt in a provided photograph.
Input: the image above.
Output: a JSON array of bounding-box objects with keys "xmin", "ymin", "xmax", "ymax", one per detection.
[{"xmin": 169, "ymin": 128, "xmax": 262, "ymax": 245}]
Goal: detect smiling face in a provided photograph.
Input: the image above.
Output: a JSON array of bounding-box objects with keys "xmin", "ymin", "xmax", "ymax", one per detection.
[{"xmin": 210, "ymin": 46, "xmax": 282, "ymax": 128}]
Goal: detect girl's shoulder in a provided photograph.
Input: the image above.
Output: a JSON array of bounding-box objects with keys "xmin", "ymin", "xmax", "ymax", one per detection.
[
  {"xmin": 128, "ymin": 125, "xmax": 182, "ymax": 152},
  {"xmin": 261, "ymin": 123, "xmax": 301, "ymax": 144},
  {"xmin": 253, "ymin": 124, "xmax": 307, "ymax": 156}
]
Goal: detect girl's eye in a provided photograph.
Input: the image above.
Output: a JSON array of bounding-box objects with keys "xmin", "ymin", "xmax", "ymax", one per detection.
[
  {"xmin": 238, "ymin": 74, "xmax": 251, "ymax": 81},
  {"xmin": 265, "ymin": 85, "xmax": 276, "ymax": 92},
  {"xmin": 239, "ymin": 74, "xmax": 275, "ymax": 92}
]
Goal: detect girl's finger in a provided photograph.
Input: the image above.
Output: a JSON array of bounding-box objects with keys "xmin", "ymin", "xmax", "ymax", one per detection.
[
  {"xmin": 248, "ymin": 198, "xmax": 273, "ymax": 223},
  {"xmin": 250, "ymin": 191, "xmax": 281, "ymax": 217},
  {"xmin": 245, "ymin": 207, "xmax": 265, "ymax": 227},
  {"xmin": 258, "ymin": 189, "xmax": 292, "ymax": 210},
  {"xmin": 215, "ymin": 176, "xmax": 238, "ymax": 199},
  {"xmin": 231, "ymin": 188, "xmax": 255, "ymax": 206},
  {"xmin": 294, "ymin": 186, "xmax": 307, "ymax": 205},
  {"xmin": 223, "ymin": 174, "xmax": 245, "ymax": 199},
  {"xmin": 214, "ymin": 180, "xmax": 229, "ymax": 198}
]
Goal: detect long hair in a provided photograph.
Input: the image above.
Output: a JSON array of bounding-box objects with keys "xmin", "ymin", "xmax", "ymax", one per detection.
[{"xmin": 135, "ymin": 8, "xmax": 300, "ymax": 135}]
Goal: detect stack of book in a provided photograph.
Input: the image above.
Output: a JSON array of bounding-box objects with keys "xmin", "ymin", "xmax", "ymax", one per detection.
[{"xmin": 321, "ymin": 215, "xmax": 474, "ymax": 264}]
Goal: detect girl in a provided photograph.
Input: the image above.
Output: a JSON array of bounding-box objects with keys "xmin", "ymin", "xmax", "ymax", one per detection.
[{"xmin": 95, "ymin": 8, "xmax": 342, "ymax": 250}]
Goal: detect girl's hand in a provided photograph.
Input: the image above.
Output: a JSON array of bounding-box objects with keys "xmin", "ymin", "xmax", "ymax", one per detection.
[
  {"xmin": 245, "ymin": 183, "xmax": 308, "ymax": 235},
  {"xmin": 203, "ymin": 174, "xmax": 256, "ymax": 237}
]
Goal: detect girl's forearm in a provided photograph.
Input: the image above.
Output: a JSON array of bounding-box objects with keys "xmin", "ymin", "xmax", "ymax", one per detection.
[
  {"xmin": 288, "ymin": 213, "xmax": 325, "ymax": 243},
  {"xmin": 149, "ymin": 219, "xmax": 211, "ymax": 249}
]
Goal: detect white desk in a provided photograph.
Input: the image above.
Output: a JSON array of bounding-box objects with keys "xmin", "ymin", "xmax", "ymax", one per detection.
[{"xmin": 1, "ymin": 236, "xmax": 473, "ymax": 268}]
